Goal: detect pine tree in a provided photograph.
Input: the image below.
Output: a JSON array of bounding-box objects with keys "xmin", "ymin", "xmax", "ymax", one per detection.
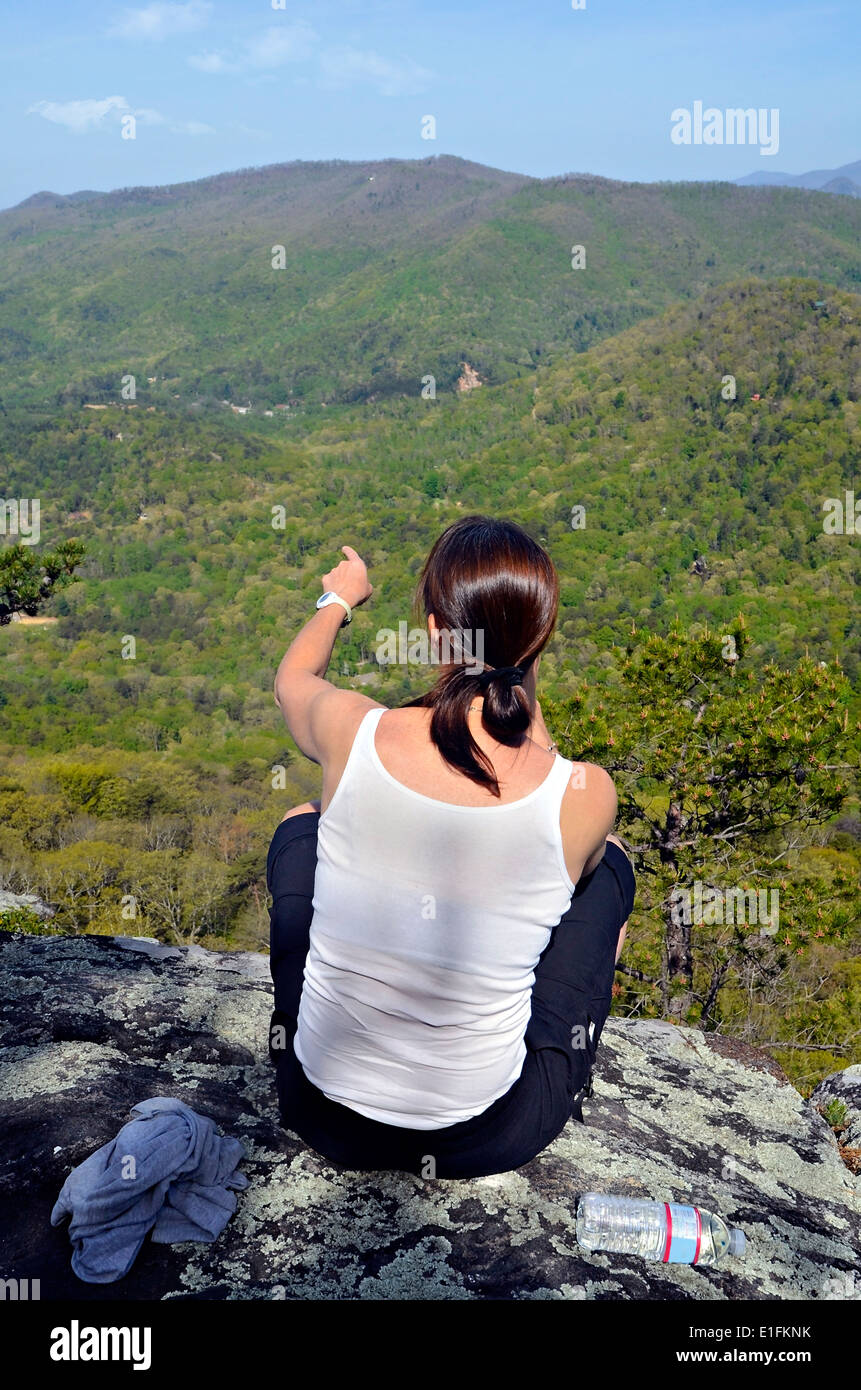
[
  {"xmin": 545, "ymin": 618, "xmax": 857, "ymax": 1027},
  {"xmin": 0, "ymin": 540, "xmax": 85, "ymax": 624}
]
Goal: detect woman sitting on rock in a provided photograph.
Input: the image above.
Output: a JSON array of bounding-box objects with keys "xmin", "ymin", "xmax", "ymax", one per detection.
[{"xmin": 268, "ymin": 515, "xmax": 634, "ymax": 1179}]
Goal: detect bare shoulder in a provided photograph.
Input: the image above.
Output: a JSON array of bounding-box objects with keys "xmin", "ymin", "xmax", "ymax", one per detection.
[
  {"xmin": 560, "ymin": 761, "xmax": 618, "ymax": 874},
  {"xmin": 309, "ymin": 687, "xmax": 386, "ymax": 758},
  {"xmin": 566, "ymin": 760, "xmax": 617, "ymax": 804},
  {"xmin": 561, "ymin": 761, "xmax": 616, "ymax": 827}
]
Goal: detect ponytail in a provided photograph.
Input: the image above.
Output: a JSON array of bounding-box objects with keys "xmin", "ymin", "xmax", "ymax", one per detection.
[{"xmin": 403, "ymin": 516, "xmax": 559, "ymax": 797}]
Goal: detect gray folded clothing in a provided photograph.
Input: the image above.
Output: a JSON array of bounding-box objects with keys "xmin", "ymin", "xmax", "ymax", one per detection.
[{"xmin": 51, "ymin": 1096, "xmax": 249, "ymax": 1283}]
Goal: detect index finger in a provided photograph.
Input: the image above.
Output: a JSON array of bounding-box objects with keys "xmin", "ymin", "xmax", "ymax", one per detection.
[{"xmin": 341, "ymin": 545, "xmax": 361, "ymax": 562}]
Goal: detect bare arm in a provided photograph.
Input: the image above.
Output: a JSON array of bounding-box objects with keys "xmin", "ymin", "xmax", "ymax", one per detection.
[
  {"xmin": 531, "ymin": 686, "xmax": 616, "ymax": 876},
  {"xmin": 579, "ymin": 776, "xmax": 619, "ymax": 876},
  {"xmin": 563, "ymin": 777, "xmax": 627, "ymax": 967},
  {"xmin": 560, "ymin": 762, "xmax": 619, "ymax": 881},
  {"xmin": 273, "ymin": 546, "xmax": 378, "ymax": 764}
]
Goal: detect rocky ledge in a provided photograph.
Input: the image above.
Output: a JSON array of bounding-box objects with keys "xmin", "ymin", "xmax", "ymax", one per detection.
[{"xmin": 0, "ymin": 932, "xmax": 857, "ymax": 1300}]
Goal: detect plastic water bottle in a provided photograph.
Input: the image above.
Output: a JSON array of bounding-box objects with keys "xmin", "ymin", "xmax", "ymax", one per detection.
[{"xmin": 576, "ymin": 1192, "xmax": 746, "ymax": 1266}]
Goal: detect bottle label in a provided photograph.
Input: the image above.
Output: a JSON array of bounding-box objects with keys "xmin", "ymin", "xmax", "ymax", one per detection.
[{"xmin": 662, "ymin": 1203, "xmax": 702, "ymax": 1263}]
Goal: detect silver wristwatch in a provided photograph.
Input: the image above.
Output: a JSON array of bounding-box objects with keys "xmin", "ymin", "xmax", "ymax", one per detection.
[{"xmin": 316, "ymin": 591, "xmax": 352, "ymax": 626}]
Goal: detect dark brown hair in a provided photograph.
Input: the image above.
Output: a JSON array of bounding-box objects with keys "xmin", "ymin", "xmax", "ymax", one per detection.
[{"xmin": 405, "ymin": 515, "xmax": 559, "ymax": 796}]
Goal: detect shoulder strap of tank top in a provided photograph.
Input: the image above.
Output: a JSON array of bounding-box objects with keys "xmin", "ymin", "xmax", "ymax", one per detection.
[
  {"xmin": 353, "ymin": 705, "xmax": 386, "ymax": 760},
  {"xmin": 535, "ymin": 754, "xmax": 577, "ymax": 890},
  {"xmin": 541, "ymin": 752, "xmax": 576, "ymax": 807},
  {"xmin": 327, "ymin": 706, "xmax": 385, "ymax": 805},
  {"xmin": 531, "ymin": 752, "xmax": 577, "ymax": 834}
]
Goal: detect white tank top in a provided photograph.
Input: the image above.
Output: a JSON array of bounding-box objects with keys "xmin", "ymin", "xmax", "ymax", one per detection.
[{"xmin": 293, "ymin": 707, "xmax": 577, "ymax": 1129}]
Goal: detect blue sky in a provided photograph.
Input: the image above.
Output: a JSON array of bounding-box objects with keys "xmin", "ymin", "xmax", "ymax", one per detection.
[{"xmin": 1, "ymin": 0, "xmax": 857, "ymax": 209}]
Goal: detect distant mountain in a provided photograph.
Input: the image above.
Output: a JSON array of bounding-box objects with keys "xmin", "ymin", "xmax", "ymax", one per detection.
[
  {"xmin": 735, "ymin": 158, "xmax": 861, "ymax": 197},
  {"xmin": 1, "ymin": 155, "xmax": 859, "ymax": 410},
  {"xmin": 13, "ymin": 190, "xmax": 105, "ymax": 209},
  {"xmin": 821, "ymin": 177, "xmax": 861, "ymax": 197}
]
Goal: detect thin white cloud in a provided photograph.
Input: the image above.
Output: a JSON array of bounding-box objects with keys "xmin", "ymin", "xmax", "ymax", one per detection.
[
  {"xmin": 186, "ymin": 24, "xmax": 429, "ymax": 97},
  {"xmin": 108, "ymin": 1, "xmax": 212, "ymax": 41},
  {"xmin": 232, "ymin": 123, "xmax": 272, "ymax": 140},
  {"xmin": 319, "ymin": 47, "xmax": 435, "ymax": 96},
  {"xmin": 245, "ymin": 24, "xmax": 317, "ymax": 68},
  {"xmin": 128, "ymin": 108, "xmax": 214, "ymax": 134},
  {"xmin": 189, "ymin": 23, "xmax": 317, "ymax": 75},
  {"xmin": 27, "ymin": 97, "xmax": 214, "ymax": 136},
  {"xmin": 188, "ymin": 50, "xmax": 230, "ymax": 73},
  {"xmin": 134, "ymin": 107, "xmax": 167, "ymax": 126},
  {"xmin": 26, "ymin": 96, "xmax": 130, "ymax": 133}
]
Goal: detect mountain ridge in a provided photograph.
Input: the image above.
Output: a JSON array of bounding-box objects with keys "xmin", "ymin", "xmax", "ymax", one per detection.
[
  {"xmin": 1, "ymin": 155, "xmax": 859, "ymax": 412},
  {"xmin": 10, "ymin": 150, "xmax": 861, "ymax": 212},
  {"xmin": 736, "ymin": 156, "xmax": 861, "ymax": 196}
]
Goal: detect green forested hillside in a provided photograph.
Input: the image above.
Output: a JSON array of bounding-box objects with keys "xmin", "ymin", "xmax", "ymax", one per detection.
[
  {"xmin": 1, "ymin": 155, "xmax": 860, "ymax": 409},
  {"xmin": 3, "ymin": 275, "xmax": 856, "ymax": 749},
  {"xmin": 1, "ymin": 170, "xmax": 858, "ymax": 1090}
]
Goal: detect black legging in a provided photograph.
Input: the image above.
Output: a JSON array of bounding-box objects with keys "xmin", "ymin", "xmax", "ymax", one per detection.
[{"xmin": 267, "ymin": 811, "xmax": 635, "ymax": 1179}]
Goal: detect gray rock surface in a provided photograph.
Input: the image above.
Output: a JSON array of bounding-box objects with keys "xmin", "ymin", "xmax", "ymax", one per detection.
[
  {"xmin": 0, "ymin": 932, "xmax": 857, "ymax": 1301},
  {"xmin": 812, "ymin": 1065, "xmax": 861, "ymax": 1150}
]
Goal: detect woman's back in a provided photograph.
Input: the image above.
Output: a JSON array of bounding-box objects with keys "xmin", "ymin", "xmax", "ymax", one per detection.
[
  {"xmin": 372, "ymin": 703, "xmax": 559, "ymax": 806},
  {"xmin": 271, "ymin": 516, "xmax": 627, "ymax": 1176},
  {"xmin": 293, "ymin": 706, "xmax": 581, "ymax": 1130}
]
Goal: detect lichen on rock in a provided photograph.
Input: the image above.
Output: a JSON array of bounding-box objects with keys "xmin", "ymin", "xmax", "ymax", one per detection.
[{"xmin": 0, "ymin": 932, "xmax": 857, "ymax": 1300}]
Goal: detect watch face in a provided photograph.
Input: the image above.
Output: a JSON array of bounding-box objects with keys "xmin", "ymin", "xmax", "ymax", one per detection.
[{"xmin": 316, "ymin": 592, "xmax": 334, "ymax": 607}]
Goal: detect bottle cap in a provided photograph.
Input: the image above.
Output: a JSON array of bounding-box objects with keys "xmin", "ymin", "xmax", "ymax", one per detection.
[{"xmin": 728, "ymin": 1228, "xmax": 746, "ymax": 1257}]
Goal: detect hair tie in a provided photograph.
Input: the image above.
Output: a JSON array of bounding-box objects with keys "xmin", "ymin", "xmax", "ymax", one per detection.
[{"xmin": 476, "ymin": 665, "xmax": 525, "ymax": 691}]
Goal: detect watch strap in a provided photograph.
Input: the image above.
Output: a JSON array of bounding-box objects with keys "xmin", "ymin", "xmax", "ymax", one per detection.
[{"xmin": 318, "ymin": 592, "xmax": 352, "ymax": 625}]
